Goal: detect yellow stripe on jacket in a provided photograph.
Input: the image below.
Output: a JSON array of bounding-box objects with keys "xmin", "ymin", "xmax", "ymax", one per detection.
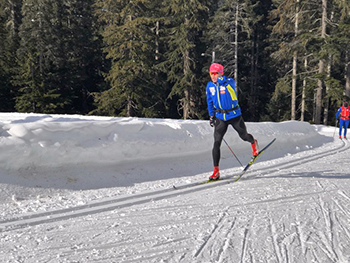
[{"xmin": 227, "ymin": 84, "xmax": 238, "ymax": 101}]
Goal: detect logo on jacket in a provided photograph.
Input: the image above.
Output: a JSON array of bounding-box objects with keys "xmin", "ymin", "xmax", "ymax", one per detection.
[
  {"xmin": 220, "ymin": 86, "xmax": 226, "ymax": 94},
  {"xmin": 209, "ymin": 87, "xmax": 215, "ymax": 96}
]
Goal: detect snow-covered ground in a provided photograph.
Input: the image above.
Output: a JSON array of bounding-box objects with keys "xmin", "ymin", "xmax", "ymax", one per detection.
[{"xmin": 0, "ymin": 113, "xmax": 349, "ymax": 263}]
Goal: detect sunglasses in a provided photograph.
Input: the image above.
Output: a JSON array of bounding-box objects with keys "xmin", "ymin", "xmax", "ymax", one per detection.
[{"xmin": 210, "ymin": 72, "xmax": 219, "ymax": 76}]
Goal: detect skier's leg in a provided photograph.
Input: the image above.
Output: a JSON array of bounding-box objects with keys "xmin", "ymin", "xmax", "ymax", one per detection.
[
  {"xmin": 229, "ymin": 116, "xmax": 255, "ymax": 144},
  {"xmin": 339, "ymin": 119, "xmax": 344, "ymax": 137},
  {"xmin": 212, "ymin": 118, "xmax": 228, "ymax": 167},
  {"xmin": 229, "ymin": 116, "xmax": 258, "ymax": 156},
  {"xmin": 344, "ymin": 120, "xmax": 349, "ymax": 138}
]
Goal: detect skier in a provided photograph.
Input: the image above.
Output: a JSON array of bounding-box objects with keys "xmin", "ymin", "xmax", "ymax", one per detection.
[
  {"xmin": 206, "ymin": 62, "xmax": 258, "ymax": 181},
  {"xmin": 336, "ymin": 101, "xmax": 350, "ymax": 139}
]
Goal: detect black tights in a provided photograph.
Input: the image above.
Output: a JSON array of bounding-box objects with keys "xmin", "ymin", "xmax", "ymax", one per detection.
[{"xmin": 213, "ymin": 116, "xmax": 254, "ymax": 167}]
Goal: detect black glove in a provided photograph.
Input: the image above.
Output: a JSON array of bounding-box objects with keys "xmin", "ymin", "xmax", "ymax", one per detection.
[{"xmin": 210, "ymin": 116, "xmax": 215, "ymax": 127}]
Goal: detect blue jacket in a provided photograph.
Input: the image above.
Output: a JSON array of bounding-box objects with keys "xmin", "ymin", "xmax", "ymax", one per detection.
[{"xmin": 206, "ymin": 76, "xmax": 241, "ymax": 121}]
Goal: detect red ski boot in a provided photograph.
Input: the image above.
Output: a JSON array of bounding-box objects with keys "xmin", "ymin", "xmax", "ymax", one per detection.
[
  {"xmin": 209, "ymin": 166, "xmax": 220, "ymax": 181},
  {"xmin": 251, "ymin": 139, "xmax": 259, "ymax": 157}
]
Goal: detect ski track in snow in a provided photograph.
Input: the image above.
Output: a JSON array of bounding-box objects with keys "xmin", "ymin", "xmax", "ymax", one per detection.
[
  {"xmin": 0, "ymin": 138, "xmax": 348, "ymax": 232},
  {"xmin": 1, "ymin": 130, "xmax": 350, "ymax": 262}
]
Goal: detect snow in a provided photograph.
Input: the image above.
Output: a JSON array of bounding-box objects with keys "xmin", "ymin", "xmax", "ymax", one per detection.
[{"xmin": 0, "ymin": 112, "xmax": 349, "ymax": 263}]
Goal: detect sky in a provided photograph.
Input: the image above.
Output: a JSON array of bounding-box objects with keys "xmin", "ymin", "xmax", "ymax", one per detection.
[{"xmin": 0, "ymin": 113, "xmax": 349, "ymax": 263}]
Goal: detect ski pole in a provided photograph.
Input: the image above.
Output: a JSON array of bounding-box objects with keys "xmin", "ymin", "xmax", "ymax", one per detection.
[
  {"xmin": 222, "ymin": 138, "xmax": 243, "ymax": 168},
  {"xmin": 333, "ymin": 119, "xmax": 338, "ymax": 137}
]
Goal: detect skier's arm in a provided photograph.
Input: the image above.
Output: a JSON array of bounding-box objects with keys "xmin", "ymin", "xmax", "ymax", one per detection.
[
  {"xmin": 336, "ymin": 108, "xmax": 341, "ymax": 119},
  {"xmin": 206, "ymin": 84, "xmax": 215, "ymax": 118}
]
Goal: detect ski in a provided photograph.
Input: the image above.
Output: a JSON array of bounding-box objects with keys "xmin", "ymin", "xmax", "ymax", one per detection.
[
  {"xmin": 230, "ymin": 137, "xmax": 276, "ymax": 183},
  {"xmin": 204, "ymin": 137, "xmax": 276, "ymax": 184},
  {"xmin": 173, "ymin": 138, "xmax": 276, "ymax": 190}
]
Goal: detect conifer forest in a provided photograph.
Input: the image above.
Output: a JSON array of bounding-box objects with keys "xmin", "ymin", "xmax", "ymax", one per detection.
[{"xmin": 1, "ymin": 0, "xmax": 350, "ymax": 124}]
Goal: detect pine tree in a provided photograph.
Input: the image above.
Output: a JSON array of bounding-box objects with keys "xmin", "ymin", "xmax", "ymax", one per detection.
[
  {"xmin": 14, "ymin": 0, "xmax": 104, "ymax": 114},
  {"xmin": 333, "ymin": 1, "xmax": 350, "ymax": 99},
  {"xmin": 205, "ymin": 0, "xmax": 274, "ymax": 121},
  {"xmin": 93, "ymin": 0, "xmax": 167, "ymax": 117},
  {"xmin": 305, "ymin": 0, "xmax": 349, "ymax": 123},
  {"xmin": 63, "ymin": 0, "xmax": 106, "ymax": 114},
  {"xmin": 15, "ymin": 0, "xmax": 57, "ymax": 112},
  {"xmin": 206, "ymin": 0, "xmax": 256, "ymax": 78},
  {"xmin": 158, "ymin": 0, "xmax": 215, "ymax": 119},
  {"xmin": 0, "ymin": 0, "xmax": 22, "ymax": 111},
  {"xmin": 270, "ymin": 0, "xmax": 350, "ymax": 124},
  {"xmin": 270, "ymin": 0, "xmax": 306, "ymax": 121}
]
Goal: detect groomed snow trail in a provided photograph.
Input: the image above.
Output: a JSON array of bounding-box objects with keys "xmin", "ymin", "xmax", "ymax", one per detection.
[{"xmin": 1, "ymin": 136, "xmax": 350, "ymax": 262}]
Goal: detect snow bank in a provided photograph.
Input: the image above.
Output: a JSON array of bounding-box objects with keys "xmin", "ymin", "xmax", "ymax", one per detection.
[{"xmin": 0, "ymin": 113, "xmax": 331, "ymax": 171}]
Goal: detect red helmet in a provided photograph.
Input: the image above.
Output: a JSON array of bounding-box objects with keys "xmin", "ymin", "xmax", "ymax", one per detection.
[{"xmin": 209, "ymin": 63, "xmax": 224, "ymax": 74}]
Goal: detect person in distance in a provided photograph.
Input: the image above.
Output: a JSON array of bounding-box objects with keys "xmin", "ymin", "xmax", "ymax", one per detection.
[{"xmin": 336, "ymin": 101, "xmax": 350, "ymax": 139}]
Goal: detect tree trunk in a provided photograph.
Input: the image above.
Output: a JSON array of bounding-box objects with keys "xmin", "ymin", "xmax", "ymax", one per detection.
[
  {"xmin": 315, "ymin": 61, "xmax": 324, "ymax": 124},
  {"xmin": 155, "ymin": 21, "xmax": 159, "ymax": 61},
  {"xmin": 292, "ymin": 51, "xmax": 297, "ymax": 120},
  {"xmin": 183, "ymin": 32, "xmax": 191, "ymax": 119},
  {"xmin": 234, "ymin": 4, "xmax": 239, "ymax": 91},
  {"xmin": 323, "ymin": 55, "xmax": 332, "ymax": 125},
  {"xmin": 346, "ymin": 52, "xmax": 350, "ymax": 98},
  {"xmin": 126, "ymin": 96, "xmax": 132, "ymax": 117},
  {"xmin": 315, "ymin": 0, "xmax": 327, "ymax": 124},
  {"xmin": 323, "ymin": 11, "xmax": 334, "ymax": 125},
  {"xmin": 291, "ymin": 0, "xmax": 299, "ymax": 121},
  {"xmin": 301, "ymin": 57, "xmax": 307, "ymax": 122}
]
